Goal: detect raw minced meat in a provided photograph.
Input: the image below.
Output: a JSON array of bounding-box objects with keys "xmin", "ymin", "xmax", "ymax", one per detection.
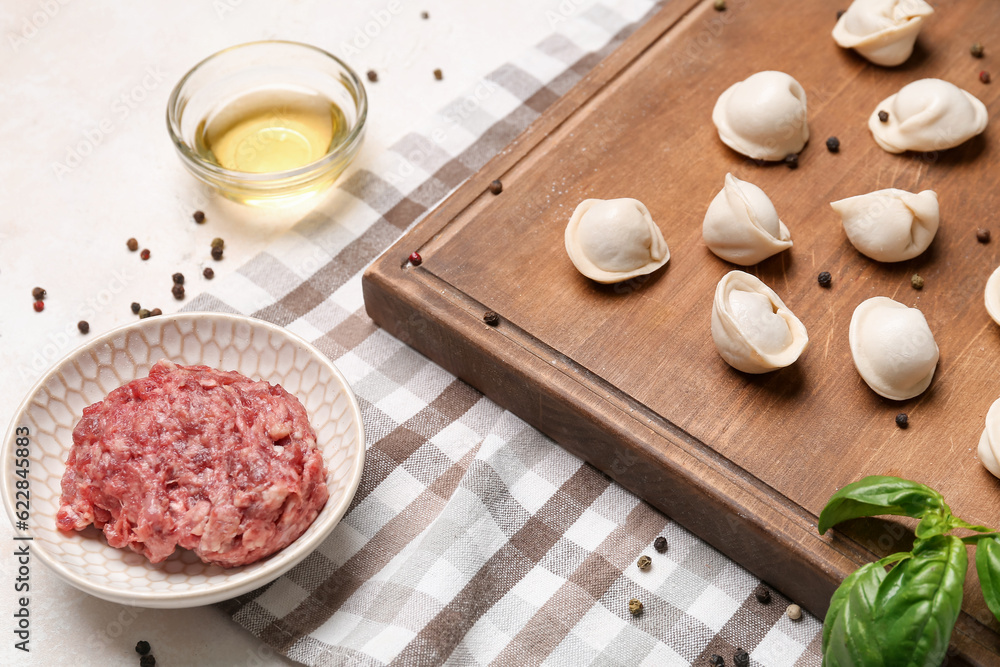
[{"xmin": 56, "ymin": 359, "xmax": 328, "ymax": 567}]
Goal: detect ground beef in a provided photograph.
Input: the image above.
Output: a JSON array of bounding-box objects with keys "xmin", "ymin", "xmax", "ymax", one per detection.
[{"xmin": 56, "ymin": 359, "xmax": 328, "ymax": 567}]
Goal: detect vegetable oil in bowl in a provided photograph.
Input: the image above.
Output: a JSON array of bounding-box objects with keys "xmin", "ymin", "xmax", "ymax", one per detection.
[{"xmin": 193, "ymin": 89, "xmax": 351, "ymax": 174}]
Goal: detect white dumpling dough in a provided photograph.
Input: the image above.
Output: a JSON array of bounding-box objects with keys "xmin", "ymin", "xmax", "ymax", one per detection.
[
  {"xmin": 564, "ymin": 198, "xmax": 669, "ymax": 283},
  {"xmin": 711, "ymin": 271, "xmax": 808, "ymax": 374},
  {"xmin": 870, "ymin": 79, "xmax": 988, "ymax": 153},
  {"xmin": 985, "ymin": 266, "xmax": 1000, "ymax": 327},
  {"xmin": 831, "ymin": 188, "xmax": 938, "ymax": 262},
  {"xmin": 832, "ymin": 0, "xmax": 933, "ymax": 66},
  {"xmin": 712, "ymin": 71, "xmax": 809, "ymax": 161},
  {"xmin": 703, "ymin": 174, "xmax": 792, "ymax": 266},
  {"xmin": 849, "ymin": 297, "xmax": 939, "ymax": 400},
  {"xmin": 979, "ymin": 398, "xmax": 1000, "ymax": 478},
  {"xmin": 979, "ymin": 397, "xmax": 1000, "ymax": 478}
]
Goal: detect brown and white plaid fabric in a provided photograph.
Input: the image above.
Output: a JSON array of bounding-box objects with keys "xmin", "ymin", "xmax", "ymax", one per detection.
[{"xmin": 188, "ymin": 1, "xmax": 824, "ymax": 664}]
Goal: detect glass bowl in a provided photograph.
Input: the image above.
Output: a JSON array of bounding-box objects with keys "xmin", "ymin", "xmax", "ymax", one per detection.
[{"xmin": 167, "ymin": 41, "xmax": 367, "ymax": 207}]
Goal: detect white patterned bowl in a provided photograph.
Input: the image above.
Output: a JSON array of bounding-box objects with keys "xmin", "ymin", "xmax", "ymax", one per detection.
[{"xmin": 1, "ymin": 313, "xmax": 364, "ymax": 608}]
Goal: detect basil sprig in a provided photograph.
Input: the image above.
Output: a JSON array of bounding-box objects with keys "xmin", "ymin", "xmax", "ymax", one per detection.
[
  {"xmin": 817, "ymin": 476, "xmax": 948, "ymax": 535},
  {"xmin": 976, "ymin": 535, "xmax": 1000, "ymax": 623},
  {"xmin": 819, "ymin": 476, "xmax": 1000, "ymax": 666}
]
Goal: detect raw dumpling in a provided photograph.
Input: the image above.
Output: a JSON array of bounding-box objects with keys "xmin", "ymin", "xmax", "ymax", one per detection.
[
  {"xmin": 870, "ymin": 79, "xmax": 988, "ymax": 153},
  {"xmin": 985, "ymin": 266, "xmax": 1000, "ymax": 326},
  {"xmin": 849, "ymin": 297, "xmax": 939, "ymax": 400},
  {"xmin": 831, "ymin": 188, "xmax": 939, "ymax": 262},
  {"xmin": 565, "ymin": 198, "xmax": 669, "ymax": 283},
  {"xmin": 978, "ymin": 398, "xmax": 1000, "ymax": 478},
  {"xmin": 832, "ymin": 0, "xmax": 933, "ymax": 66},
  {"xmin": 703, "ymin": 174, "xmax": 792, "ymax": 265},
  {"xmin": 712, "ymin": 71, "xmax": 809, "ymax": 161},
  {"xmin": 711, "ymin": 271, "xmax": 808, "ymax": 373}
]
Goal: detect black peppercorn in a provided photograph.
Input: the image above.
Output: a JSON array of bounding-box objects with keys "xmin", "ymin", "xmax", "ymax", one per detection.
[
  {"xmin": 483, "ymin": 310, "xmax": 499, "ymax": 326},
  {"xmin": 140, "ymin": 655, "xmax": 156, "ymax": 667},
  {"xmin": 135, "ymin": 641, "xmax": 151, "ymax": 655},
  {"xmin": 783, "ymin": 153, "xmax": 798, "ymax": 169},
  {"xmin": 127, "ymin": 238, "xmax": 139, "ymax": 251},
  {"xmin": 77, "ymin": 320, "xmax": 89, "ymax": 334},
  {"xmin": 734, "ymin": 650, "xmax": 750, "ymax": 667},
  {"xmin": 977, "ymin": 228, "xmax": 991, "ymax": 243},
  {"xmin": 754, "ymin": 585, "xmax": 771, "ymax": 604},
  {"xmin": 653, "ymin": 536, "xmax": 668, "ymax": 553},
  {"xmin": 193, "ymin": 210, "xmax": 205, "ymax": 224},
  {"xmin": 896, "ymin": 413, "xmax": 909, "ymax": 429},
  {"xmin": 818, "ymin": 271, "xmax": 832, "ymax": 288},
  {"xmin": 826, "ymin": 136, "xmax": 840, "ymax": 153},
  {"xmin": 488, "ymin": 179, "xmax": 503, "ymax": 195},
  {"xmin": 172, "ymin": 284, "xmax": 185, "ymax": 300},
  {"xmin": 172, "ymin": 272, "xmax": 185, "ymax": 285},
  {"xmin": 709, "ymin": 655, "xmax": 725, "ymax": 667},
  {"xmin": 131, "ymin": 302, "xmax": 141, "ymax": 314},
  {"xmin": 203, "ymin": 267, "xmax": 215, "ymax": 279},
  {"xmin": 140, "ymin": 248, "xmax": 151, "ymax": 260},
  {"xmin": 878, "ymin": 110, "xmax": 889, "ymax": 123},
  {"xmin": 211, "ymin": 246, "xmax": 224, "ymax": 261},
  {"xmin": 32, "ymin": 286, "xmax": 46, "ymax": 300},
  {"xmin": 367, "ymin": 70, "xmax": 378, "ymax": 83}
]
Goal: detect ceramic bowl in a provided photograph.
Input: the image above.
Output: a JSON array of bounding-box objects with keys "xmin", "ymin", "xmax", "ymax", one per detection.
[{"xmin": 1, "ymin": 313, "xmax": 364, "ymax": 608}]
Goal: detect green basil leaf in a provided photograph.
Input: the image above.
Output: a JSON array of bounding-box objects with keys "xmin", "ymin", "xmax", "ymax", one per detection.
[
  {"xmin": 975, "ymin": 535, "xmax": 1000, "ymax": 624},
  {"xmin": 818, "ymin": 476, "xmax": 948, "ymax": 535},
  {"xmin": 823, "ymin": 553, "xmax": 910, "ymax": 658},
  {"xmin": 914, "ymin": 513, "xmax": 953, "ymax": 540},
  {"xmin": 823, "ymin": 560, "xmax": 888, "ymax": 666},
  {"xmin": 874, "ymin": 535, "xmax": 967, "ymax": 667},
  {"xmin": 950, "ymin": 516, "xmax": 994, "ymax": 533}
]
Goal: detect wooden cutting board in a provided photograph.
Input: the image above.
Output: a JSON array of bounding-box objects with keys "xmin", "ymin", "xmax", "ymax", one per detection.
[{"xmin": 362, "ymin": 0, "xmax": 1000, "ymax": 660}]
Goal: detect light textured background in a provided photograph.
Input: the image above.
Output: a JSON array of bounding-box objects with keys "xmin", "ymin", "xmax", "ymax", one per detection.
[{"xmin": 0, "ymin": 2, "xmax": 610, "ymax": 664}]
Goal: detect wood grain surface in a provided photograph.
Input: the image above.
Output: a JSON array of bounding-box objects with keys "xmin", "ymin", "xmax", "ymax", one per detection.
[{"xmin": 363, "ymin": 0, "xmax": 1000, "ymax": 661}]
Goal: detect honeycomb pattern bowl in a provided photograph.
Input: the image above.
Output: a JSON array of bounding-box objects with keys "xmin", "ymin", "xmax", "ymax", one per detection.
[{"xmin": 1, "ymin": 313, "xmax": 364, "ymax": 608}]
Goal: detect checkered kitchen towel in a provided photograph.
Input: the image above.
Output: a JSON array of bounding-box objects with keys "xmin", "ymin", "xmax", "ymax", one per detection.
[{"xmin": 187, "ymin": 1, "xmax": 824, "ymax": 664}]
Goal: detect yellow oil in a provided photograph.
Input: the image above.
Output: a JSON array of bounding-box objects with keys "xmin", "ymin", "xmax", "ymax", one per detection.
[{"xmin": 194, "ymin": 90, "xmax": 350, "ymax": 173}]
